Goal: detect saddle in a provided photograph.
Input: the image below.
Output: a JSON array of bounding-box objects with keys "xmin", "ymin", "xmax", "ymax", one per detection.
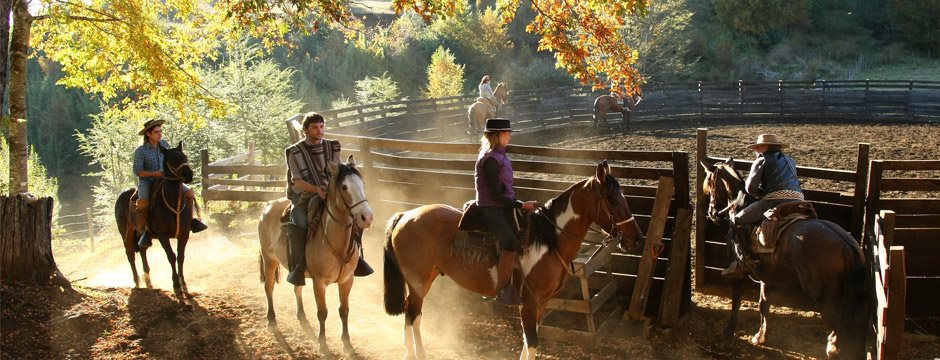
[
  {"xmin": 454, "ymin": 201, "xmax": 529, "ymax": 264},
  {"xmin": 750, "ymin": 201, "xmax": 817, "ymax": 253},
  {"xmin": 478, "ymin": 97, "xmax": 499, "ymax": 114}
]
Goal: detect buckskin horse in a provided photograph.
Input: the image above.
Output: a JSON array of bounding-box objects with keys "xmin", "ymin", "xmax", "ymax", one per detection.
[
  {"xmin": 115, "ymin": 142, "xmax": 196, "ymax": 300},
  {"xmin": 467, "ymin": 82, "xmax": 508, "ymax": 131},
  {"xmin": 383, "ymin": 161, "xmax": 645, "ymax": 360},
  {"xmin": 701, "ymin": 159, "xmax": 872, "ymax": 359},
  {"xmin": 257, "ymin": 155, "xmax": 374, "ymax": 353}
]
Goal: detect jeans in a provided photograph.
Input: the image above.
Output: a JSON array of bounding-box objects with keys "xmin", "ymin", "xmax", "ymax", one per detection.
[{"xmin": 733, "ymin": 198, "xmax": 800, "ymax": 226}]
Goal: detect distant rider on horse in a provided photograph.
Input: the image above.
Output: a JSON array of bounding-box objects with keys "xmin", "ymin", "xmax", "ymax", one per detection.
[
  {"xmin": 479, "ymin": 75, "xmax": 498, "ymax": 114},
  {"xmin": 283, "ymin": 112, "xmax": 373, "ymax": 286},
  {"xmin": 134, "ymin": 119, "xmax": 207, "ymax": 249},
  {"xmin": 724, "ymin": 134, "xmax": 803, "ymax": 278},
  {"xmin": 474, "ymin": 118, "xmax": 539, "ymax": 305}
]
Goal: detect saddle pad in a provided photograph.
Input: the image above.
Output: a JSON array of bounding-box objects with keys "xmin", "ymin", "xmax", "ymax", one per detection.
[{"xmin": 451, "ymin": 230, "xmax": 499, "ymax": 265}]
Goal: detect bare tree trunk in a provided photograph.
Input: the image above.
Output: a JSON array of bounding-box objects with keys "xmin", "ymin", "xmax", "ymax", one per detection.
[
  {"xmin": 0, "ymin": 194, "xmax": 69, "ymax": 287},
  {"xmin": 0, "ymin": 0, "xmax": 13, "ymax": 111},
  {"xmin": 8, "ymin": 0, "xmax": 30, "ymax": 194}
]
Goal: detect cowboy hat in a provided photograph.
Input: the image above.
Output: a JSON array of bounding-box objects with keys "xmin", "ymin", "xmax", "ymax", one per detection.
[
  {"xmin": 483, "ymin": 118, "xmax": 516, "ymax": 132},
  {"xmin": 746, "ymin": 134, "xmax": 788, "ymax": 149},
  {"xmin": 138, "ymin": 119, "xmax": 166, "ymax": 135}
]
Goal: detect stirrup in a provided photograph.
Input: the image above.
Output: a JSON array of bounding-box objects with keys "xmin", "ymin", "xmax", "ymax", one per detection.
[
  {"xmin": 721, "ymin": 261, "xmax": 745, "ymax": 279},
  {"xmin": 496, "ymin": 285, "xmax": 522, "ymax": 305},
  {"xmin": 286, "ymin": 265, "xmax": 306, "ymax": 286}
]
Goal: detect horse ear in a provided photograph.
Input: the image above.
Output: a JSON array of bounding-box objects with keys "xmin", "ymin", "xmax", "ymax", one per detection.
[
  {"xmin": 595, "ymin": 161, "xmax": 609, "ymax": 182},
  {"xmin": 346, "ymin": 154, "xmax": 357, "ymax": 166},
  {"xmin": 725, "ymin": 157, "xmax": 734, "ymax": 166},
  {"xmin": 699, "ymin": 161, "xmax": 713, "ymax": 175},
  {"xmin": 177, "ymin": 141, "xmax": 183, "ymax": 151}
]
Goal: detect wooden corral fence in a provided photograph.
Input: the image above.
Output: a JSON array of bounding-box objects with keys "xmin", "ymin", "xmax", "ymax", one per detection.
[
  {"xmin": 694, "ymin": 128, "xmax": 871, "ymax": 291},
  {"xmin": 305, "ymin": 80, "xmax": 940, "ymax": 141},
  {"xmin": 201, "ymin": 142, "xmax": 285, "ymax": 203},
  {"xmin": 867, "ymin": 210, "xmax": 906, "ymax": 360},
  {"xmin": 865, "ymin": 159, "xmax": 940, "ymax": 330},
  {"xmin": 52, "ymin": 207, "xmax": 104, "ymax": 251}
]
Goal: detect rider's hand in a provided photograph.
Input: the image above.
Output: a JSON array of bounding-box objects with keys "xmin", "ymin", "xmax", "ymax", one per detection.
[
  {"xmin": 317, "ymin": 185, "xmax": 328, "ymax": 199},
  {"xmin": 521, "ymin": 201, "xmax": 539, "ymax": 211}
]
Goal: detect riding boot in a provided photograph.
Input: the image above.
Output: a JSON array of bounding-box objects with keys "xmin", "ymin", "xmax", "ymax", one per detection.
[
  {"xmin": 495, "ymin": 250, "xmax": 523, "ymax": 305},
  {"xmin": 722, "ymin": 225, "xmax": 757, "ymax": 278},
  {"xmin": 285, "ymin": 223, "xmax": 308, "ymax": 286},
  {"xmin": 352, "ymin": 226, "xmax": 374, "ymax": 277},
  {"xmin": 187, "ymin": 197, "xmax": 208, "ymax": 233},
  {"xmin": 136, "ymin": 199, "xmax": 152, "ymax": 250}
]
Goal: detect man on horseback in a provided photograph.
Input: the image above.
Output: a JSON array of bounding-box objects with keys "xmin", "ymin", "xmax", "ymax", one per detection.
[
  {"xmin": 723, "ymin": 134, "xmax": 804, "ymax": 278},
  {"xmin": 283, "ymin": 112, "xmax": 373, "ymax": 286},
  {"xmin": 134, "ymin": 119, "xmax": 207, "ymax": 250},
  {"xmin": 474, "ymin": 118, "xmax": 539, "ymax": 305}
]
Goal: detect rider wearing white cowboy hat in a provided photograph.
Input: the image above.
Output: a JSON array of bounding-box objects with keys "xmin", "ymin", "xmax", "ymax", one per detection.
[
  {"xmin": 133, "ymin": 119, "xmax": 207, "ymax": 250},
  {"xmin": 723, "ymin": 133, "xmax": 804, "ymax": 278}
]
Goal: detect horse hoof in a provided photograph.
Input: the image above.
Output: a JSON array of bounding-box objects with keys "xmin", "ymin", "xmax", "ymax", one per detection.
[
  {"xmin": 267, "ymin": 319, "xmax": 277, "ymax": 330},
  {"xmin": 750, "ymin": 334, "xmax": 765, "ymax": 345}
]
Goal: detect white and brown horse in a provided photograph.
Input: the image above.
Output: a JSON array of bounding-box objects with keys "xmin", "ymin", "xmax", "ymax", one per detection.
[
  {"xmin": 258, "ymin": 155, "xmax": 374, "ymax": 353},
  {"xmin": 467, "ymin": 82, "xmax": 508, "ymax": 131},
  {"xmin": 383, "ymin": 161, "xmax": 644, "ymax": 359}
]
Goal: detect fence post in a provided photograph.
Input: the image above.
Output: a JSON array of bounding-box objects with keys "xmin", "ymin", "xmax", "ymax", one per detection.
[
  {"xmin": 865, "ymin": 79, "xmax": 871, "ymax": 119},
  {"xmin": 201, "ymin": 149, "xmax": 210, "ymax": 210},
  {"xmin": 907, "ymin": 80, "xmax": 914, "ymax": 121},
  {"xmin": 737, "ymin": 80, "xmax": 744, "ymax": 120},
  {"xmin": 86, "ymin": 207, "xmax": 95, "ymax": 252},
  {"xmin": 694, "ymin": 128, "xmax": 708, "ymax": 289},
  {"xmin": 821, "ymin": 80, "xmax": 828, "ymax": 118},
  {"xmin": 865, "ymin": 160, "xmax": 883, "ymax": 238},
  {"xmin": 778, "ymin": 80, "xmax": 784, "ymax": 118},
  {"xmin": 697, "ymin": 81, "xmax": 704, "ymax": 126},
  {"xmin": 851, "ymin": 143, "xmax": 871, "ymax": 241}
]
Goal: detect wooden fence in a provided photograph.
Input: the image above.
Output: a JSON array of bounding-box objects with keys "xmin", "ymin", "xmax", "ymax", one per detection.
[
  {"xmin": 53, "ymin": 207, "xmax": 102, "ymax": 251},
  {"xmin": 303, "ymin": 80, "xmax": 940, "ymax": 141},
  {"xmin": 867, "ymin": 210, "xmax": 907, "ymax": 360},
  {"xmin": 694, "ymin": 128, "xmax": 871, "ymax": 291}
]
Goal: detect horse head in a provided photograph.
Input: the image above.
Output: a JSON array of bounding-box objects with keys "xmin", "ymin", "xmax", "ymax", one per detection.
[
  {"xmin": 160, "ymin": 141, "xmax": 194, "ymax": 184},
  {"xmin": 494, "ymin": 82, "xmax": 509, "ymax": 105},
  {"xmin": 326, "ymin": 155, "xmax": 374, "ymax": 229},
  {"xmin": 591, "ymin": 161, "xmax": 645, "ymax": 253},
  {"xmin": 700, "ymin": 158, "xmax": 745, "ymax": 223}
]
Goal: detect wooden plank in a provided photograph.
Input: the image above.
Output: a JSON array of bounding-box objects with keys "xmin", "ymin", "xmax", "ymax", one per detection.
[
  {"xmin": 659, "ymin": 208, "xmax": 692, "ymax": 327},
  {"xmin": 865, "ymin": 161, "xmax": 884, "ymax": 237},
  {"xmin": 879, "ymin": 199, "xmax": 940, "ymax": 214},
  {"xmin": 589, "ymin": 280, "xmax": 620, "ymax": 313},
  {"xmin": 509, "ymin": 145, "xmax": 675, "ymax": 162},
  {"xmin": 627, "ymin": 177, "xmax": 674, "ymax": 320},
  {"xmin": 573, "ymin": 241, "xmax": 617, "ymax": 278},
  {"xmin": 895, "ymin": 214, "xmax": 940, "ymax": 228},
  {"xmin": 695, "ymin": 128, "xmax": 708, "ymax": 289},
  {"xmin": 880, "ymin": 178, "xmax": 940, "ymax": 191},
  {"xmin": 879, "ymin": 160, "xmax": 940, "ymax": 171},
  {"xmin": 207, "ymin": 164, "xmax": 285, "ymax": 176},
  {"xmin": 852, "ymin": 143, "xmax": 870, "ymax": 240},
  {"xmin": 202, "ymin": 178, "xmax": 285, "ymax": 187},
  {"xmin": 882, "ymin": 246, "xmax": 906, "ymax": 360},
  {"xmin": 545, "ymin": 298, "xmax": 591, "ymax": 314},
  {"xmin": 203, "ymin": 190, "xmax": 283, "ymax": 202},
  {"xmin": 905, "ymin": 277, "xmax": 940, "ymax": 318}
]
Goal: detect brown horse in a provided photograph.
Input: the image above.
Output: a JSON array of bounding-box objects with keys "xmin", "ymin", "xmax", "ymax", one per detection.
[
  {"xmin": 114, "ymin": 142, "xmax": 195, "ymax": 299},
  {"xmin": 467, "ymin": 82, "xmax": 508, "ymax": 131},
  {"xmin": 258, "ymin": 155, "xmax": 374, "ymax": 353},
  {"xmin": 701, "ymin": 159, "xmax": 872, "ymax": 359},
  {"xmin": 593, "ymin": 94, "xmax": 641, "ymax": 129},
  {"xmin": 383, "ymin": 161, "xmax": 644, "ymax": 359}
]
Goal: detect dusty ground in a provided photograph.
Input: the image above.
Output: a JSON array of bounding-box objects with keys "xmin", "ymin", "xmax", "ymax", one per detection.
[{"xmin": 3, "ymin": 121, "xmax": 939, "ymax": 359}]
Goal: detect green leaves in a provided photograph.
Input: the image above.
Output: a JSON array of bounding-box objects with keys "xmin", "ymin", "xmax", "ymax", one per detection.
[{"xmin": 425, "ymin": 46, "xmax": 465, "ymax": 98}]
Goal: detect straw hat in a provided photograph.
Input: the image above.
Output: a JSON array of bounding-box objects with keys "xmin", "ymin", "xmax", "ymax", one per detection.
[
  {"xmin": 746, "ymin": 134, "xmax": 788, "ymax": 149},
  {"xmin": 138, "ymin": 119, "xmax": 166, "ymax": 135}
]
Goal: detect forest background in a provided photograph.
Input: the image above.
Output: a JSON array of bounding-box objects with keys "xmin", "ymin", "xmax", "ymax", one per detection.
[{"xmin": 1, "ymin": 0, "xmax": 937, "ymax": 225}]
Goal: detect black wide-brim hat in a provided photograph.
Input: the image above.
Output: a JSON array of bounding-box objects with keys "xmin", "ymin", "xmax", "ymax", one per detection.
[
  {"xmin": 138, "ymin": 119, "xmax": 167, "ymax": 135},
  {"xmin": 483, "ymin": 118, "xmax": 516, "ymax": 132}
]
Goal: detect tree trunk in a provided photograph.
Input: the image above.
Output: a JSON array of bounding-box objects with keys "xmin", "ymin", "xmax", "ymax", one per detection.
[
  {"xmin": 8, "ymin": 0, "xmax": 31, "ymax": 195},
  {"xmin": 0, "ymin": 194, "xmax": 68, "ymax": 286},
  {"xmin": 0, "ymin": 0, "xmax": 13, "ymax": 110}
]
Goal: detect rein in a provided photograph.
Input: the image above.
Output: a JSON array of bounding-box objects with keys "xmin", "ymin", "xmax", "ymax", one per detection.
[
  {"xmin": 319, "ymin": 169, "xmax": 369, "ymax": 282},
  {"xmin": 160, "ymin": 161, "xmax": 191, "ymax": 238}
]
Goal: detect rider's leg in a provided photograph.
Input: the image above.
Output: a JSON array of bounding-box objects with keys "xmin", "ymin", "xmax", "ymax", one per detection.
[
  {"xmin": 481, "ymin": 207, "xmax": 522, "ymax": 305},
  {"xmin": 352, "ymin": 224, "xmax": 374, "ymax": 277},
  {"xmin": 286, "ymin": 197, "xmax": 309, "ymax": 286},
  {"xmin": 184, "ymin": 187, "xmax": 208, "ymax": 233},
  {"xmin": 723, "ymin": 199, "xmax": 785, "ymax": 277},
  {"xmin": 136, "ymin": 180, "xmax": 153, "ymax": 249}
]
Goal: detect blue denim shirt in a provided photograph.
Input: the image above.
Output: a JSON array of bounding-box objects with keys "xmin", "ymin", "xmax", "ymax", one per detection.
[{"xmin": 133, "ymin": 140, "xmax": 170, "ymax": 181}]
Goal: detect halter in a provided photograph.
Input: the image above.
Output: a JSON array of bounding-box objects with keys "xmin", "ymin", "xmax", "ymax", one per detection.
[
  {"xmin": 318, "ymin": 166, "xmax": 369, "ymax": 282},
  {"xmin": 706, "ymin": 164, "xmax": 744, "ymax": 221}
]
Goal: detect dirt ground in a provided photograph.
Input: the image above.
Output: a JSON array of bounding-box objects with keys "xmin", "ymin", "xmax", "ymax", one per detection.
[{"xmin": 3, "ymin": 121, "xmax": 940, "ymax": 359}]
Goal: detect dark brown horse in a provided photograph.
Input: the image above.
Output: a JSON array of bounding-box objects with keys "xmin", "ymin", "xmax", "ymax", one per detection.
[
  {"xmin": 115, "ymin": 142, "xmax": 195, "ymax": 300},
  {"xmin": 383, "ymin": 161, "xmax": 644, "ymax": 359},
  {"xmin": 467, "ymin": 82, "xmax": 508, "ymax": 131},
  {"xmin": 701, "ymin": 159, "xmax": 872, "ymax": 359}
]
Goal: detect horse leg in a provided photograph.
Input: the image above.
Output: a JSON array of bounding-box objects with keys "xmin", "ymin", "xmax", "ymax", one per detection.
[
  {"xmin": 518, "ymin": 299, "xmax": 540, "ymax": 360},
  {"xmin": 313, "ymin": 280, "xmax": 330, "ymax": 351},
  {"xmin": 125, "ymin": 246, "xmax": 140, "ymax": 288},
  {"xmin": 263, "ymin": 255, "xmax": 279, "ymax": 328},
  {"xmin": 140, "ymin": 247, "xmax": 153, "ymax": 288},
  {"xmin": 338, "ymin": 278, "xmax": 354, "ymax": 354},
  {"xmin": 293, "ymin": 285, "xmax": 311, "ymax": 330},
  {"xmin": 405, "ymin": 287, "xmax": 427, "ymax": 360},
  {"xmin": 751, "ymin": 283, "xmax": 770, "ymax": 345},
  {"xmin": 157, "ymin": 237, "xmax": 182, "ymax": 300},
  {"xmin": 723, "ymin": 277, "xmax": 745, "ymax": 339},
  {"xmin": 176, "ymin": 237, "xmax": 189, "ymax": 297}
]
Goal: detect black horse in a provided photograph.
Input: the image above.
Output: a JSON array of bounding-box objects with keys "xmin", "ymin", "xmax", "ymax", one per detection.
[
  {"xmin": 701, "ymin": 159, "xmax": 872, "ymax": 359},
  {"xmin": 115, "ymin": 141, "xmax": 195, "ymax": 300}
]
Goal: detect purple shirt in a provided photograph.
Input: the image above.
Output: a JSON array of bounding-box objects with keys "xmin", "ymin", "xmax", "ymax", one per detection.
[{"xmin": 474, "ymin": 146, "xmax": 517, "ymax": 207}]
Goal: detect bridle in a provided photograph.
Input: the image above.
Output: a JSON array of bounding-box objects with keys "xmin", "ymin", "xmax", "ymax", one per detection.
[
  {"xmin": 318, "ymin": 166, "xmax": 370, "ymax": 279},
  {"xmin": 159, "ymin": 156, "xmax": 193, "ymax": 237},
  {"xmin": 706, "ymin": 164, "xmax": 744, "ymax": 223}
]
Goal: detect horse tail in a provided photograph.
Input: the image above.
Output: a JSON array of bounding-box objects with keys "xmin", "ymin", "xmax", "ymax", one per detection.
[
  {"xmin": 826, "ymin": 222, "xmax": 873, "ymax": 347},
  {"xmin": 258, "ymin": 252, "xmax": 280, "ymax": 283},
  {"xmin": 384, "ymin": 212, "xmax": 407, "ymax": 316}
]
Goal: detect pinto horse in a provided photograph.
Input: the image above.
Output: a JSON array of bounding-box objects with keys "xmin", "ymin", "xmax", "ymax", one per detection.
[
  {"xmin": 383, "ymin": 161, "xmax": 645, "ymax": 359},
  {"xmin": 115, "ymin": 141, "xmax": 196, "ymax": 299},
  {"xmin": 258, "ymin": 155, "xmax": 374, "ymax": 353},
  {"xmin": 467, "ymin": 82, "xmax": 508, "ymax": 131},
  {"xmin": 701, "ymin": 159, "xmax": 872, "ymax": 359}
]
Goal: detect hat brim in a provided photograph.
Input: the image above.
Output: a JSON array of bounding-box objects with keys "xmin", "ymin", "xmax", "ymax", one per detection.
[
  {"xmin": 138, "ymin": 120, "xmax": 167, "ymax": 135},
  {"xmin": 746, "ymin": 142, "xmax": 788, "ymax": 149},
  {"xmin": 483, "ymin": 129, "xmax": 517, "ymax": 133}
]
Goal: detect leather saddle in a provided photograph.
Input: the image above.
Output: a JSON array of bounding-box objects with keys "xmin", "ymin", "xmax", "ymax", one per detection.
[
  {"xmin": 751, "ymin": 201, "xmax": 818, "ymax": 253},
  {"xmin": 454, "ymin": 201, "xmax": 529, "ymax": 264}
]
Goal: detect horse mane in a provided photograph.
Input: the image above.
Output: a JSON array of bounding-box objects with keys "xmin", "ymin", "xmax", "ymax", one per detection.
[
  {"xmin": 335, "ymin": 161, "xmax": 362, "ymax": 182},
  {"xmin": 531, "ymin": 176, "xmax": 597, "ymax": 252}
]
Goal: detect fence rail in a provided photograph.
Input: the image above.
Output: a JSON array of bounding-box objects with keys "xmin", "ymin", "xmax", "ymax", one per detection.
[
  {"xmin": 53, "ymin": 207, "xmax": 103, "ymax": 251},
  {"xmin": 868, "ymin": 210, "xmax": 906, "ymax": 360}
]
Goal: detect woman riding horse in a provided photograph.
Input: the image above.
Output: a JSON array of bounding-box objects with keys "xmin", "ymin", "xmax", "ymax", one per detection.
[
  {"xmin": 474, "ymin": 118, "xmax": 540, "ymax": 305},
  {"xmin": 133, "ymin": 119, "xmax": 206, "ymax": 250},
  {"xmin": 723, "ymin": 134, "xmax": 803, "ymax": 278}
]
